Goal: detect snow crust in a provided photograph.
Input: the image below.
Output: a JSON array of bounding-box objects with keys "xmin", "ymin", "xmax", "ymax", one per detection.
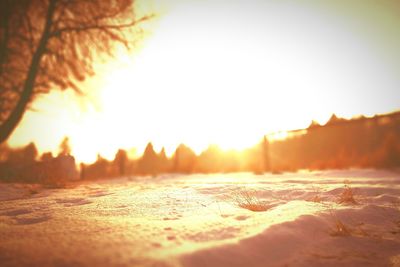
[{"xmin": 0, "ymin": 169, "xmax": 399, "ymax": 267}]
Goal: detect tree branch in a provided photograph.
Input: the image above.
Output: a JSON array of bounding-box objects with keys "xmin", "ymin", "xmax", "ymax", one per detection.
[{"xmin": 50, "ymin": 15, "xmax": 153, "ymax": 38}]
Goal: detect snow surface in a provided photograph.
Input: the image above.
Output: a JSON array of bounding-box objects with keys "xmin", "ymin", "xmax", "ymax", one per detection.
[{"xmin": 0, "ymin": 169, "xmax": 400, "ymax": 267}]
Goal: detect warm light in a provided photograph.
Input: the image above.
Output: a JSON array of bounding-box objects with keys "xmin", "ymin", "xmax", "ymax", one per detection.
[
  {"xmin": 267, "ymin": 132, "xmax": 289, "ymax": 142},
  {"xmin": 8, "ymin": 0, "xmax": 400, "ymax": 163}
]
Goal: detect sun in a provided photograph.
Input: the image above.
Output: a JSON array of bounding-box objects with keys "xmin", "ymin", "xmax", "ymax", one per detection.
[{"xmin": 8, "ymin": 0, "xmax": 400, "ymax": 163}]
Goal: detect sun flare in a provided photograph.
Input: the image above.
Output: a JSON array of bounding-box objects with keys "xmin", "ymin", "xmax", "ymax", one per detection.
[{"xmin": 7, "ymin": 0, "xmax": 400, "ymax": 163}]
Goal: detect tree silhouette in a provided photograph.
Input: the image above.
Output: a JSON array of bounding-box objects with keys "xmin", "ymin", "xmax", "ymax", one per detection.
[
  {"xmin": 58, "ymin": 136, "xmax": 71, "ymax": 156},
  {"xmin": 8, "ymin": 142, "xmax": 38, "ymax": 164},
  {"xmin": 0, "ymin": 0, "xmax": 151, "ymax": 143},
  {"xmin": 172, "ymin": 144, "xmax": 196, "ymax": 173},
  {"xmin": 137, "ymin": 142, "xmax": 158, "ymax": 175},
  {"xmin": 262, "ymin": 135, "xmax": 270, "ymax": 172},
  {"xmin": 114, "ymin": 149, "xmax": 128, "ymax": 176}
]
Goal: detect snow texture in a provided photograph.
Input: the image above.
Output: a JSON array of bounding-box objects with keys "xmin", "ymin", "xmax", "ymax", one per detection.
[{"xmin": 0, "ymin": 169, "xmax": 399, "ymax": 267}]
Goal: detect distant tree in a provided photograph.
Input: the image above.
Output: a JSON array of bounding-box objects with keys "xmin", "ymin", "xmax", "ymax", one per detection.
[
  {"xmin": 326, "ymin": 114, "xmax": 346, "ymax": 126},
  {"xmin": 137, "ymin": 142, "xmax": 158, "ymax": 175},
  {"xmin": 374, "ymin": 132, "xmax": 400, "ymax": 168},
  {"xmin": 308, "ymin": 120, "xmax": 320, "ymax": 129},
  {"xmin": 84, "ymin": 154, "xmax": 110, "ymax": 179},
  {"xmin": 114, "ymin": 149, "xmax": 128, "ymax": 176},
  {"xmin": 173, "ymin": 145, "xmax": 180, "ymax": 172},
  {"xmin": 196, "ymin": 145, "xmax": 222, "ymax": 173},
  {"xmin": 40, "ymin": 151, "xmax": 53, "ymax": 161},
  {"xmin": 22, "ymin": 142, "xmax": 38, "ymax": 162},
  {"xmin": 172, "ymin": 144, "xmax": 196, "ymax": 173},
  {"xmin": 8, "ymin": 142, "xmax": 38, "ymax": 163},
  {"xmin": 0, "ymin": 0, "xmax": 151, "ymax": 143},
  {"xmin": 262, "ymin": 136, "xmax": 270, "ymax": 172},
  {"xmin": 159, "ymin": 147, "xmax": 167, "ymax": 159},
  {"xmin": 157, "ymin": 147, "xmax": 170, "ymax": 173},
  {"xmin": 58, "ymin": 136, "xmax": 71, "ymax": 156}
]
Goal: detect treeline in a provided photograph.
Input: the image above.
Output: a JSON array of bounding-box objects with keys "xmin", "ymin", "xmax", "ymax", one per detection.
[
  {"xmin": 0, "ymin": 140, "xmax": 264, "ymax": 182},
  {"xmin": 0, "ymin": 111, "xmax": 399, "ymax": 183},
  {"xmin": 86, "ymin": 111, "xmax": 399, "ymax": 177},
  {"xmin": 80, "ymin": 143, "xmax": 265, "ymax": 179},
  {"xmin": 269, "ymin": 112, "xmax": 400, "ymax": 171},
  {"xmin": 0, "ymin": 141, "xmax": 78, "ymax": 184}
]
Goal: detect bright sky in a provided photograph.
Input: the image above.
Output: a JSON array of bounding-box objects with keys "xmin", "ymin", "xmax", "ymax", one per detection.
[{"xmin": 8, "ymin": 0, "xmax": 400, "ymax": 163}]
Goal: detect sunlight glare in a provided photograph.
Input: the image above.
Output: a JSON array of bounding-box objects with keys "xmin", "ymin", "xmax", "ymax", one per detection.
[{"xmin": 8, "ymin": 0, "xmax": 400, "ymax": 163}]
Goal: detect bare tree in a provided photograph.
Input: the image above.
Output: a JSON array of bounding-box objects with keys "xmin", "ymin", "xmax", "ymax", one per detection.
[{"xmin": 0, "ymin": 0, "xmax": 151, "ymax": 143}]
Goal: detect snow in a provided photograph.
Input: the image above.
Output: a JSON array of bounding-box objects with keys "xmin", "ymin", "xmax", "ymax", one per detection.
[{"xmin": 0, "ymin": 169, "xmax": 399, "ymax": 267}]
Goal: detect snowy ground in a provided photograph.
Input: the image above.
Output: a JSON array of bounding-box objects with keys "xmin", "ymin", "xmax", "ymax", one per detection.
[{"xmin": 0, "ymin": 169, "xmax": 400, "ymax": 267}]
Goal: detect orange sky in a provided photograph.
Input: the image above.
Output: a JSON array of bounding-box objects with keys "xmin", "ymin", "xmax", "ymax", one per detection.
[{"xmin": 7, "ymin": 0, "xmax": 400, "ymax": 163}]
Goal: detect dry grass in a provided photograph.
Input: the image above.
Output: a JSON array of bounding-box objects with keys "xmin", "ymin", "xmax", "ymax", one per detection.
[
  {"xmin": 327, "ymin": 205, "xmax": 369, "ymax": 238},
  {"xmin": 307, "ymin": 185, "xmax": 323, "ymax": 203},
  {"xmin": 330, "ymin": 220, "xmax": 369, "ymax": 237},
  {"xmin": 337, "ymin": 181, "xmax": 358, "ymax": 205},
  {"xmin": 230, "ymin": 189, "xmax": 270, "ymax": 212},
  {"xmin": 330, "ymin": 217, "xmax": 352, "ymax": 237},
  {"xmin": 327, "ymin": 205, "xmax": 351, "ymax": 236}
]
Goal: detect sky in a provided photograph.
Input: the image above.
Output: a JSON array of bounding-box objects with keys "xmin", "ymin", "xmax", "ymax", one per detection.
[{"xmin": 7, "ymin": 0, "xmax": 400, "ymax": 163}]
